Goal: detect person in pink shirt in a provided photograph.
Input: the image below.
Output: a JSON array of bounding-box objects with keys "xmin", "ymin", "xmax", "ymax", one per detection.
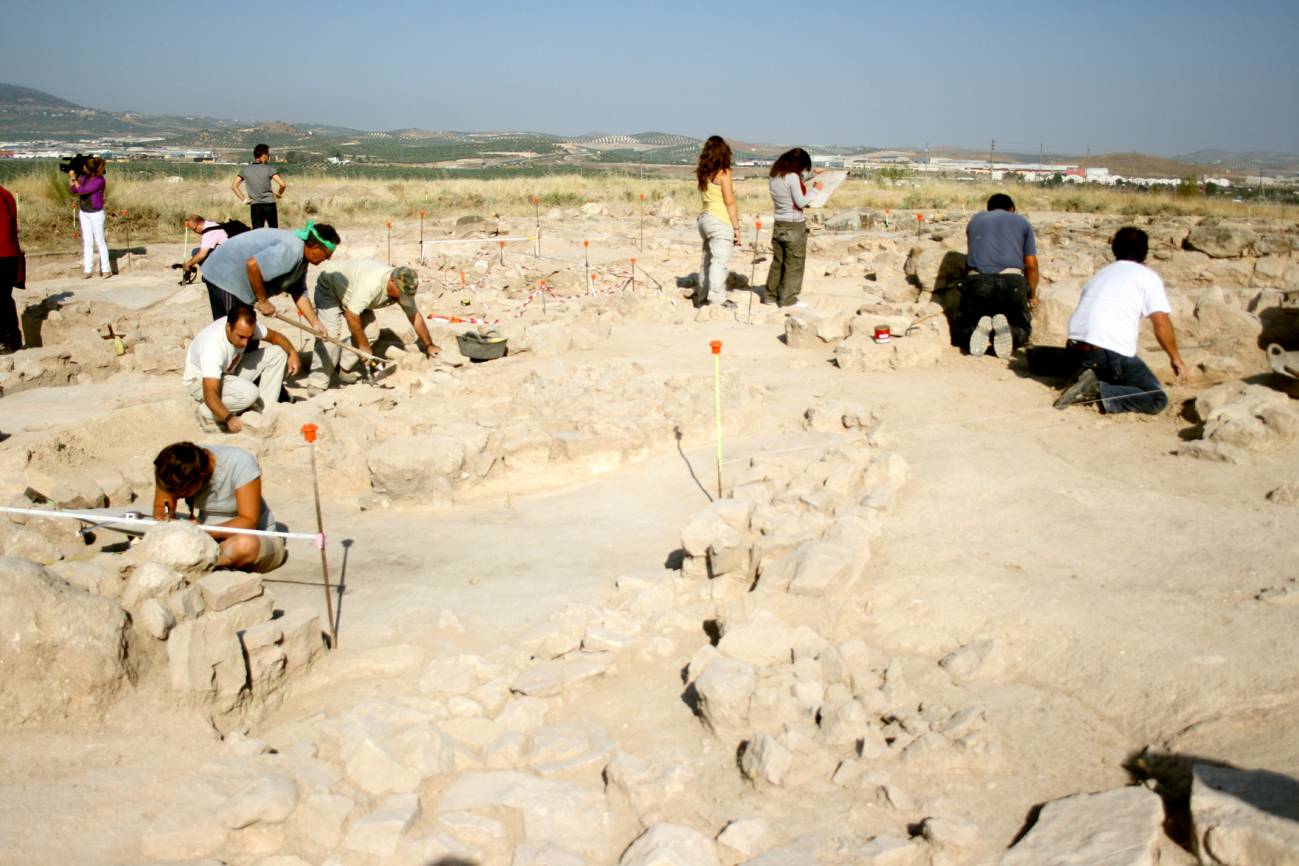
[
  {"xmin": 68, "ymin": 156, "xmax": 110, "ymax": 278},
  {"xmin": 0, "ymin": 184, "xmax": 21, "ymax": 352}
]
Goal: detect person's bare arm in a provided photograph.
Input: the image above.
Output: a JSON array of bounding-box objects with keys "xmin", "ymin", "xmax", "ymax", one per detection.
[
  {"xmin": 272, "ymin": 173, "xmax": 286, "ymax": 198},
  {"xmin": 246, "ymin": 257, "xmax": 274, "ymax": 315},
  {"xmin": 201, "ymin": 377, "xmax": 240, "ymax": 432},
  {"xmin": 232, "ymin": 175, "xmax": 249, "ymax": 204},
  {"xmin": 264, "ymin": 328, "xmax": 301, "ymax": 377},
  {"xmin": 343, "ymin": 308, "xmax": 371, "ymax": 356},
  {"xmin": 720, "ymin": 169, "xmax": 740, "ymax": 243},
  {"xmin": 183, "ymin": 246, "xmax": 212, "ymax": 271},
  {"xmin": 1024, "ymin": 254, "xmax": 1041, "ymax": 306},
  {"xmin": 293, "ymin": 293, "xmax": 325, "ymax": 335},
  {"xmin": 410, "ymin": 312, "xmax": 440, "ymax": 358},
  {"xmin": 1150, "ymin": 311, "xmax": 1187, "ymax": 381}
]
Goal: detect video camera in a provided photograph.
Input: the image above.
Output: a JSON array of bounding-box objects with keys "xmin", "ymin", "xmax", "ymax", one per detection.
[{"xmin": 58, "ymin": 153, "xmax": 91, "ymax": 175}]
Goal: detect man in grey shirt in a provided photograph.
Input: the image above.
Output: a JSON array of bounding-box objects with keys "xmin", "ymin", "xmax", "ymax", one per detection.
[
  {"xmin": 232, "ymin": 143, "xmax": 286, "ymax": 229},
  {"xmin": 957, "ymin": 193, "xmax": 1040, "ymax": 359}
]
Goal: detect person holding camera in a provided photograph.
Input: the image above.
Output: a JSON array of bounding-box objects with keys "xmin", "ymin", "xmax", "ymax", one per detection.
[{"xmin": 68, "ymin": 156, "xmax": 110, "ymax": 279}]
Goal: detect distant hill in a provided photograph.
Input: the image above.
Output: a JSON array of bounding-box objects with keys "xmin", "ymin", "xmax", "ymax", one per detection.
[
  {"xmin": 0, "ymin": 83, "xmax": 81, "ymax": 110},
  {"xmin": 1077, "ymin": 152, "xmax": 1213, "ymax": 178},
  {"xmin": 2, "ymin": 82, "xmax": 1291, "ymax": 177}
]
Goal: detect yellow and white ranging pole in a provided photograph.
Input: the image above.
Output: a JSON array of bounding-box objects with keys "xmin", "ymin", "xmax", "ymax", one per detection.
[{"xmin": 710, "ymin": 340, "xmax": 724, "ymax": 499}]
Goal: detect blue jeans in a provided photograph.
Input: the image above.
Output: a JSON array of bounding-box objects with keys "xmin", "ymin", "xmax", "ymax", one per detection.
[
  {"xmin": 696, "ymin": 214, "xmax": 733, "ymax": 306},
  {"xmin": 1078, "ymin": 347, "xmax": 1168, "ymax": 414}
]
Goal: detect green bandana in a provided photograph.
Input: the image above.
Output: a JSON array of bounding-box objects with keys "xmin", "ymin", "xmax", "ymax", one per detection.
[{"xmin": 295, "ymin": 220, "xmax": 336, "ymax": 252}]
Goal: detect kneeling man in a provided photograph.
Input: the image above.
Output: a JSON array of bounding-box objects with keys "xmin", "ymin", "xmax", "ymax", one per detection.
[
  {"xmin": 307, "ymin": 260, "xmax": 440, "ymax": 391},
  {"xmin": 152, "ymin": 441, "xmax": 287, "ymax": 573},
  {"xmin": 1055, "ymin": 227, "xmax": 1187, "ymax": 413},
  {"xmin": 184, "ymin": 305, "xmax": 299, "ymax": 433}
]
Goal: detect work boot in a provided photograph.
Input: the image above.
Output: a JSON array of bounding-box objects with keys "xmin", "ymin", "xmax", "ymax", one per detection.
[
  {"xmin": 968, "ymin": 316, "xmax": 993, "ymax": 356},
  {"xmin": 1054, "ymin": 368, "xmax": 1101, "ymax": 410},
  {"xmin": 991, "ymin": 314, "xmax": 1013, "ymax": 359}
]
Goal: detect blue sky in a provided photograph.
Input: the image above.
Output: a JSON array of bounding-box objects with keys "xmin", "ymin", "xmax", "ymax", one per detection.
[{"xmin": 3, "ymin": 0, "xmax": 1297, "ymax": 155}]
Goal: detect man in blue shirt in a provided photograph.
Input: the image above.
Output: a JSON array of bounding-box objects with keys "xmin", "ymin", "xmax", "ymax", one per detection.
[
  {"xmin": 957, "ymin": 194, "xmax": 1040, "ymax": 359},
  {"xmin": 200, "ymin": 223, "xmax": 339, "ymax": 335}
]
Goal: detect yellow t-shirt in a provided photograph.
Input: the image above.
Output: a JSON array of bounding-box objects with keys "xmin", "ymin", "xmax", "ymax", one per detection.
[{"xmin": 700, "ymin": 181, "xmax": 731, "ymax": 225}]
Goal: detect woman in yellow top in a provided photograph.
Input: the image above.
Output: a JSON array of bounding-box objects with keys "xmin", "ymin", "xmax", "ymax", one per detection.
[{"xmin": 694, "ymin": 136, "xmax": 740, "ymax": 308}]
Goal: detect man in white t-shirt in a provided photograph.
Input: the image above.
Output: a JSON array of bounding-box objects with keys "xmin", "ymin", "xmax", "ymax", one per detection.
[
  {"xmin": 182, "ymin": 305, "xmax": 300, "ymax": 433},
  {"xmin": 307, "ymin": 260, "xmax": 440, "ymax": 391},
  {"xmin": 1055, "ymin": 227, "xmax": 1187, "ymax": 414}
]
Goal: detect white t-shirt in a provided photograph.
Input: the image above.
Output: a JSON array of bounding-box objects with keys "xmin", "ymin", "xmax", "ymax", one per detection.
[
  {"xmin": 1067, "ymin": 260, "xmax": 1171, "ymax": 357},
  {"xmin": 183, "ymin": 317, "xmax": 269, "ymax": 384}
]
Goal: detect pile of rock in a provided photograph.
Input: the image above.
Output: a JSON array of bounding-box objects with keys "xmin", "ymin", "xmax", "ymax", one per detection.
[
  {"xmin": 783, "ymin": 305, "xmax": 952, "ymax": 372},
  {"xmin": 1180, "ymin": 381, "xmax": 1299, "ymax": 463},
  {"xmin": 0, "ymin": 521, "xmax": 324, "ymax": 727}
]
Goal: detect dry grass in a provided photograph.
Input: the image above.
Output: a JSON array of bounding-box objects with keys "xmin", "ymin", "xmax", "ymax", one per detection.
[{"xmin": 10, "ymin": 168, "xmax": 1287, "ymax": 253}]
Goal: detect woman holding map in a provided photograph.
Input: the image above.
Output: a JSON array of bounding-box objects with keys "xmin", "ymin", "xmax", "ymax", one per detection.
[{"xmin": 763, "ymin": 148, "xmax": 822, "ymax": 308}]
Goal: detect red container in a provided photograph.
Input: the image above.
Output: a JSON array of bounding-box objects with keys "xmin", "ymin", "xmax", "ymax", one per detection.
[{"xmin": 874, "ymin": 325, "xmax": 892, "ymax": 344}]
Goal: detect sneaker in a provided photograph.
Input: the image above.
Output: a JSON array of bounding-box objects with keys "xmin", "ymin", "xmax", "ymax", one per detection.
[
  {"xmin": 968, "ymin": 316, "xmax": 993, "ymax": 356},
  {"xmin": 193, "ymin": 404, "xmax": 220, "ymax": 433},
  {"xmin": 991, "ymin": 314, "xmax": 1012, "ymax": 359},
  {"xmin": 83, "ymin": 272, "xmax": 94, "ymax": 280},
  {"xmin": 721, "ymin": 300, "xmax": 738, "ymax": 310},
  {"xmin": 1053, "ymin": 368, "xmax": 1101, "ymax": 410},
  {"xmin": 100, "ymin": 272, "xmax": 112, "ymax": 279},
  {"xmin": 782, "ymin": 300, "xmax": 809, "ymax": 310}
]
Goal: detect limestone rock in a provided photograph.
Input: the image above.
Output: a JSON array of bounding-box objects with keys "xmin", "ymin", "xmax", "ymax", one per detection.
[
  {"xmin": 197, "ymin": 570, "xmax": 263, "ymax": 612},
  {"xmin": 120, "ymin": 561, "xmax": 187, "ymax": 612},
  {"xmin": 137, "ymin": 598, "xmax": 176, "ymax": 640},
  {"xmin": 511, "ymin": 652, "xmax": 615, "ymax": 697},
  {"xmin": 939, "ymin": 639, "xmax": 997, "ymax": 683},
  {"xmin": 604, "ymin": 750, "xmax": 690, "ymax": 824},
  {"xmin": 692, "ymin": 657, "xmax": 755, "ymax": 736},
  {"xmin": 367, "ymin": 434, "xmax": 466, "ymax": 499},
  {"xmin": 716, "ymin": 817, "xmax": 770, "ymax": 859},
  {"xmin": 619, "ymin": 823, "xmax": 720, "ymax": 866},
  {"xmin": 167, "ymin": 615, "xmax": 248, "ymax": 710},
  {"xmin": 289, "ymin": 791, "xmax": 353, "ymax": 850},
  {"xmin": 0, "ymin": 556, "xmax": 130, "ymax": 726},
  {"xmin": 1186, "ymin": 222, "xmax": 1258, "ymax": 258},
  {"xmin": 904, "ymin": 247, "xmax": 967, "ymax": 294},
  {"xmin": 0, "ymin": 520, "xmax": 62, "ymax": 564},
  {"xmin": 437, "ymin": 770, "xmax": 612, "ymax": 859},
  {"xmin": 856, "ymin": 835, "xmax": 924, "ymax": 865},
  {"xmin": 921, "ymin": 816, "xmax": 979, "ymax": 850},
  {"xmin": 218, "ymin": 773, "xmax": 299, "ymax": 829},
  {"xmin": 786, "ymin": 541, "xmax": 857, "ymax": 597},
  {"xmin": 717, "ymin": 610, "xmax": 797, "ymax": 666},
  {"xmin": 343, "ymin": 793, "xmax": 422, "ymax": 857},
  {"xmin": 999, "ymin": 785, "xmax": 1163, "ymax": 866},
  {"xmin": 740, "ymin": 733, "xmax": 794, "ymax": 786},
  {"xmin": 785, "ymin": 312, "xmax": 849, "ymax": 349},
  {"xmin": 133, "ymin": 522, "xmax": 219, "ymax": 576},
  {"xmin": 1191, "ymin": 763, "xmax": 1299, "ymax": 865}
]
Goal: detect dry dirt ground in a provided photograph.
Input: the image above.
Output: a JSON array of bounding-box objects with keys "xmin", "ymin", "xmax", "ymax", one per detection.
[{"xmin": 1, "ymin": 204, "xmax": 1297, "ymax": 866}]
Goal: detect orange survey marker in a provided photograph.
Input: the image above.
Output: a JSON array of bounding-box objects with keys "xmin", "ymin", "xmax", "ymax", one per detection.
[
  {"xmin": 300, "ymin": 423, "xmax": 336, "ymax": 648},
  {"xmin": 710, "ymin": 341, "xmax": 724, "ymax": 498}
]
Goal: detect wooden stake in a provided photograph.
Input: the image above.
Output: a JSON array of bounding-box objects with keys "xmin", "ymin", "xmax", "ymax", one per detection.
[{"xmin": 301, "ymin": 423, "xmax": 337, "ymax": 648}]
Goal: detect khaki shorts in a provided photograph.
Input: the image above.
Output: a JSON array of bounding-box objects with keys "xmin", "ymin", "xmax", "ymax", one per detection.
[{"xmin": 252, "ymin": 532, "xmax": 288, "ymax": 573}]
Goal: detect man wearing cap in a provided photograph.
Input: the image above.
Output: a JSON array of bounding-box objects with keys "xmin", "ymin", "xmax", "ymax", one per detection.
[
  {"xmin": 307, "ymin": 259, "xmax": 440, "ymax": 392},
  {"xmin": 199, "ymin": 222, "xmax": 340, "ymax": 331}
]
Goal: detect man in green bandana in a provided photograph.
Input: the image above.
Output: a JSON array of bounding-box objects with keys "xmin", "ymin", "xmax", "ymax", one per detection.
[{"xmin": 199, "ymin": 222, "xmax": 341, "ymax": 332}]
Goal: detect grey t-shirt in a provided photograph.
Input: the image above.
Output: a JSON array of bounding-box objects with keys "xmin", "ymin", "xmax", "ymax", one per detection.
[
  {"xmin": 200, "ymin": 228, "xmax": 307, "ymax": 304},
  {"xmin": 189, "ymin": 444, "xmax": 275, "ymax": 530},
  {"xmin": 239, "ymin": 162, "xmax": 280, "ymax": 204},
  {"xmin": 966, "ymin": 209, "xmax": 1037, "ymax": 274}
]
